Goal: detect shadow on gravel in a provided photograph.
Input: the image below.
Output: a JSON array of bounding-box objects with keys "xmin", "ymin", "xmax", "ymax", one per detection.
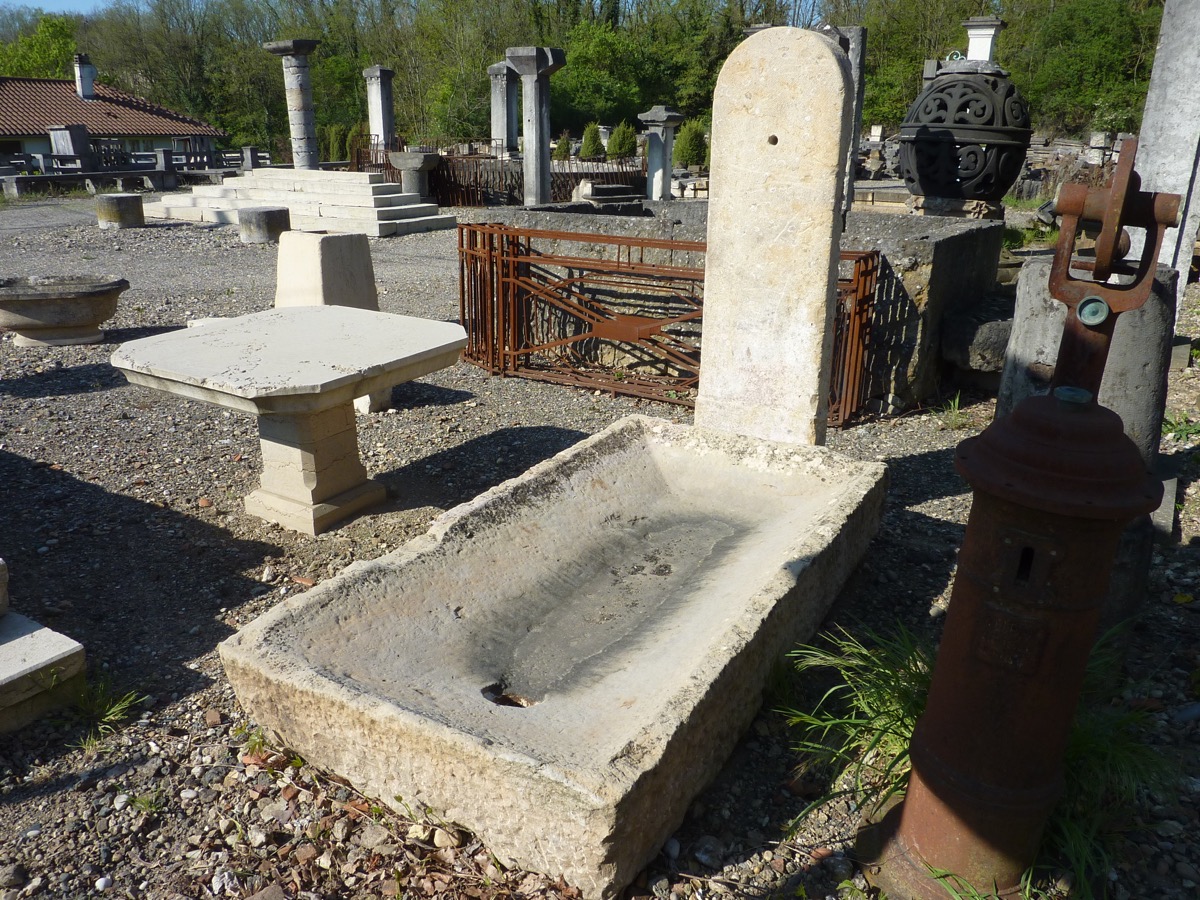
[
  {"xmin": 879, "ymin": 445, "xmax": 967, "ymax": 507},
  {"xmin": 0, "ymin": 449, "xmax": 280, "ymax": 745},
  {"xmin": 390, "ymin": 380, "xmax": 475, "ymax": 409},
  {"xmin": 0, "ymin": 361, "xmax": 126, "ymax": 399},
  {"xmin": 374, "ymin": 425, "xmax": 588, "ymax": 512},
  {"xmin": 104, "ymin": 324, "xmax": 181, "ymax": 343}
]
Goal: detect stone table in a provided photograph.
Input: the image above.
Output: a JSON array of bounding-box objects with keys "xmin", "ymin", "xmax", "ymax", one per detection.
[{"xmin": 111, "ymin": 306, "xmax": 467, "ymax": 535}]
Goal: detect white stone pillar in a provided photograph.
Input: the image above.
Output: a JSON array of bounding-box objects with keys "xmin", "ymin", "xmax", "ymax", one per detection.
[
  {"xmin": 964, "ymin": 15, "xmax": 1005, "ymax": 62},
  {"xmin": 506, "ymin": 46, "xmax": 566, "ymax": 205},
  {"xmin": 264, "ymin": 39, "xmax": 321, "ymax": 170},
  {"xmin": 1127, "ymin": 0, "xmax": 1200, "ymax": 322},
  {"xmin": 638, "ymin": 105, "xmax": 684, "ymax": 201},
  {"xmin": 693, "ymin": 27, "xmax": 853, "ymax": 447},
  {"xmin": 363, "ymin": 65, "xmax": 395, "ymax": 150},
  {"xmin": 489, "ymin": 62, "xmax": 519, "ymax": 156}
]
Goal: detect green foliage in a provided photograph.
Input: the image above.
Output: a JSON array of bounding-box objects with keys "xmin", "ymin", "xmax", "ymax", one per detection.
[
  {"xmin": 606, "ymin": 120, "xmax": 637, "ymax": 159},
  {"xmin": 673, "ymin": 118, "xmax": 707, "ymax": 168},
  {"xmin": 552, "ymin": 129, "xmax": 572, "ymax": 161},
  {"xmin": 552, "ymin": 21, "xmax": 647, "ymax": 134},
  {"xmin": 579, "ymin": 122, "xmax": 604, "ymax": 160},
  {"xmin": 782, "ymin": 623, "xmax": 1172, "ymax": 899},
  {"xmin": 70, "ymin": 677, "xmax": 147, "ymax": 751},
  {"xmin": 1162, "ymin": 413, "xmax": 1200, "ymax": 440},
  {"xmin": 0, "ymin": 13, "xmax": 75, "ymax": 78},
  {"xmin": 935, "ymin": 391, "xmax": 972, "ymax": 430}
]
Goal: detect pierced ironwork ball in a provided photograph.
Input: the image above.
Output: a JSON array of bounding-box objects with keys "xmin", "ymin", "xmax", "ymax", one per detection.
[{"xmin": 898, "ymin": 62, "xmax": 1031, "ymax": 202}]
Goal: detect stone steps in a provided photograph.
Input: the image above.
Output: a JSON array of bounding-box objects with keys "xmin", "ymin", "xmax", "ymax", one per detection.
[{"xmin": 144, "ymin": 166, "xmax": 455, "ymax": 237}]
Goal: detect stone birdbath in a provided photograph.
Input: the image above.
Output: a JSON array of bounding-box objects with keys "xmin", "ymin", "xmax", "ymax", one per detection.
[{"xmin": 0, "ymin": 275, "xmax": 130, "ymax": 347}]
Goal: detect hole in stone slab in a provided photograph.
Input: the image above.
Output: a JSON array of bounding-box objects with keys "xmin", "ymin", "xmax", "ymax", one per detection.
[
  {"xmin": 482, "ymin": 682, "xmax": 538, "ymax": 708},
  {"xmin": 767, "ymin": 134, "xmax": 779, "ymax": 145}
]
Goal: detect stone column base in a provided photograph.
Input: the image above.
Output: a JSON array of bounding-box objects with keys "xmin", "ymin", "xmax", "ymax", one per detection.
[{"xmin": 245, "ymin": 479, "xmax": 386, "ymax": 536}]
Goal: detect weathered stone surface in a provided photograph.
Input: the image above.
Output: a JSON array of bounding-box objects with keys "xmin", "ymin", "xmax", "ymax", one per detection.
[
  {"xmin": 239, "ymin": 206, "xmax": 291, "ymax": 244},
  {"xmin": 0, "ymin": 274, "xmax": 129, "ymax": 346},
  {"xmin": 95, "ymin": 193, "xmax": 145, "ymax": 230},
  {"xmin": 220, "ymin": 415, "xmax": 887, "ymax": 898},
  {"xmin": 275, "ymin": 232, "xmax": 377, "ymax": 310},
  {"xmin": 1, "ymin": 612, "xmax": 86, "ymax": 732},
  {"xmin": 693, "ymin": 27, "xmax": 852, "ymax": 447},
  {"xmin": 112, "ymin": 306, "xmax": 466, "ymax": 534}
]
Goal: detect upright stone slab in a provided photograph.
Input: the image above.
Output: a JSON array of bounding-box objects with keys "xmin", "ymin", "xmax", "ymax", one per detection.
[
  {"xmin": 506, "ymin": 47, "xmax": 566, "ymax": 206},
  {"xmin": 638, "ymin": 105, "xmax": 684, "ymax": 202},
  {"xmin": 264, "ymin": 39, "xmax": 321, "ymax": 170},
  {"xmin": 1128, "ymin": 0, "xmax": 1200, "ymax": 320},
  {"xmin": 693, "ymin": 28, "xmax": 853, "ymax": 446},
  {"xmin": 275, "ymin": 231, "xmax": 387, "ymax": 413},
  {"xmin": 488, "ymin": 62, "xmax": 519, "ymax": 156},
  {"xmin": 363, "ymin": 65, "xmax": 396, "ymax": 149}
]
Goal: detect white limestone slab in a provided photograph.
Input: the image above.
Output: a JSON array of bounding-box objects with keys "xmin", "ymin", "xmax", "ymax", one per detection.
[
  {"xmin": 110, "ymin": 306, "xmax": 466, "ymax": 414},
  {"xmin": 220, "ymin": 415, "xmax": 886, "ymax": 896},
  {"xmin": 1, "ymin": 612, "xmax": 86, "ymax": 732},
  {"xmin": 693, "ymin": 27, "xmax": 853, "ymax": 447}
]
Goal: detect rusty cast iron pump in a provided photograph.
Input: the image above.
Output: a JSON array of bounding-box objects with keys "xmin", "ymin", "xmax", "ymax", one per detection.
[{"xmin": 860, "ymin": 140, "xmax": 1180, "ymax": 897}]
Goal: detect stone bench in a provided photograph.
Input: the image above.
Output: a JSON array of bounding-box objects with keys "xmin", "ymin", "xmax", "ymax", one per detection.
[{"xmin": 111, "ymin": 306, "xmax": 467, "ymax": 535}]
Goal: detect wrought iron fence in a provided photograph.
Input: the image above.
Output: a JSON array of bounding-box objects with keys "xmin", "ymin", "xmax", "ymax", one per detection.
[{"xmin": 458, "ymin": 222, "xmax": 880, "ymax": 424}]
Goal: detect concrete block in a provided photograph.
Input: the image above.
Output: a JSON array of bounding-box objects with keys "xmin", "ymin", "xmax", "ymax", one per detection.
[
  {"xmin": 275, "ymin": 232, "xmax": 378, "ymax": 310},
  {"xmin": 694, "ymin": 27, "xmax": 853, "ymax": 447},
  {"xmin": 239, "ymin": 206, "xmax": 291, "ymax": 244},
  {"xmin": 1, "ymin": 612, "xmax": 86, "ymax": 732},
  {"xmin": 95, "ymin": 192, "xmax": 145, "ymax": 230},
  {"xmin": 220, "ymin": 415, "xmax": 887, "ymax": 897}
]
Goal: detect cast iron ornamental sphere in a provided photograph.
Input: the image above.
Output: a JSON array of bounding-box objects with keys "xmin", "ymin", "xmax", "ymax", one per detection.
[{"xmin": 898, "ymin": 60, "xmax": 1031, "ymax": 202}]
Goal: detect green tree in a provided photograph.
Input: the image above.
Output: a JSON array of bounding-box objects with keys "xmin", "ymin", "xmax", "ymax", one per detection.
[
  {"xmin": 551, "ymin": 20, "xmax": 646, "ymax": 133},
  {"xmin": 580, "ymin": 121, "xmax": 604, "ymax": 159},
  {"xmin": 0, "ymin": 14, "xmax": 76, "ymax": 78},
  {"xmin": 553, "ymin": 129, "xmax": 572, "ymax": 160},
  {"xmin": 673, "ymin": 118, "xmax": 707, "ymax": 167},
  {"xmin": 606, "ymin": 120, "xmax": 636, "ymax": 158}
]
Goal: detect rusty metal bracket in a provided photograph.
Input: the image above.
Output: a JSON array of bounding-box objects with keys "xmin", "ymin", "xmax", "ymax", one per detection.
[{"xmin": 1048, "ymin": 138, "xmax": 1181, "ymax": 393}]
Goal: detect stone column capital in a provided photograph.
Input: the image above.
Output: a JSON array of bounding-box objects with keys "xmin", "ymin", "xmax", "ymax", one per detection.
[
  {"xmin": 362, "ymin": 65, "xmax": 394, "ymax": 82},
  {"xmin": 263, "ymin": 39, "xmax": 320, "ymax": 58},
  {"xmin": 505, "ymin": 46, "xmax": 566, "ymax": 78},
  {"xmin": 638, "ymin": 105, "xmax": 685, "ymax": 131}
]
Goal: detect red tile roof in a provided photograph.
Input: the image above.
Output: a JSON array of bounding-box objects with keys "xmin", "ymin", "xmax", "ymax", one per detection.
[{"xmin": 0, "ymin": 77, "xmax": 225, "ymax": 139}]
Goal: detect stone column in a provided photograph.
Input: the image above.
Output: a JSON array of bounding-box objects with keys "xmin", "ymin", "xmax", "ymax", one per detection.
[
  {"xmin": 638, "ymin": 105, "xmax": 684, "ymax": 201},
  {"xmin": 488, "ymin": 62, "xmax": 519, "ymax": 156},
  {"xmin": 363, "ymin": 65, "xmax": 396, "ymax": 149},
  {"xmin": 1126, "ymin": 0, "xmax": 1200, "ymax": 321},
  {"xmin": 963, "ymin": 15, "xmax": 1005, "ymax": 62},
  {"xmin": 264, "ymin": 39, "xmax": 321, "ymax": 170},
  {"xmin": 693, "ymin": 28, "xmax": 853, "ymax": 447},
  {"xmin": 505, "ymin": 46, "xmax": 566, "ymax": 205},
  {"xmin": 816, "ymin": 25, "xmax": 866, "ymax": 218}
]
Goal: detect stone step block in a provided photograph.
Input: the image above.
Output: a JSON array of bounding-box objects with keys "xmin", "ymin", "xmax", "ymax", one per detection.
[
  {"xmin": 252, "ymin": 167, "xmax": 388, "ymax": 185},
  {"xmin": 1, "ymin": 612, "xmax": 86, "ymax": 732},
  {"xmin": 237, "ymin": 187, "xmax": 419, "ymax": 209}
]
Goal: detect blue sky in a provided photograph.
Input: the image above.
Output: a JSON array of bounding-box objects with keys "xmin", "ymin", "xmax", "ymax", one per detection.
[{"xmin": 5, "ymin": 1, "xmax": 107, "ymax": 14}]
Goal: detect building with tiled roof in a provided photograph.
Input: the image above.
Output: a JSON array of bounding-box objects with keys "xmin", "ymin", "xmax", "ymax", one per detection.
[{"xmin": 0, "ymin": 55, "xmax": 225, "ymax": 157}]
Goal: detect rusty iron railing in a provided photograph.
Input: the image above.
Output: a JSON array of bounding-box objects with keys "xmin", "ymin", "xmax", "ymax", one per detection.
[{"xmin": 458, "ymin": 222, "xmax": 879, "ymax": 424}]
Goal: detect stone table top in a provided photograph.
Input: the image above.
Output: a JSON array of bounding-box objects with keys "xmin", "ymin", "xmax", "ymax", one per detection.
[{"xmin": 111, "ymin": 306, "xmax": 467, "ymax": 414}]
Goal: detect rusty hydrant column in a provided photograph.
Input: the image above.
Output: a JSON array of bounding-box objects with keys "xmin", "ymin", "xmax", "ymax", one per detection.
[
  {"xmin": 264, "ymin": 39, "xmax": 321, "ymax": 170},
  {"xmin": 505, "ymin": 46, "xmax": 566, "ymax": 206},
  {"xmin": 861, "ymin": 387, "xmax": 1161, "ymax": 898}
]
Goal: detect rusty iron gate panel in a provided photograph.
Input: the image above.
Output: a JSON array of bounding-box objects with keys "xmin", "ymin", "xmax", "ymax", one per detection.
[{"xmin": 459, "ymin": 222, "xmax": 879, "ymax": 423}]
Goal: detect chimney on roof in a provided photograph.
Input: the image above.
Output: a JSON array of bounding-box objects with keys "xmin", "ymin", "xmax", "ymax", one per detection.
[{"xmin": 74, "ymin": 54, "xmax": 97, "ymax": 100}]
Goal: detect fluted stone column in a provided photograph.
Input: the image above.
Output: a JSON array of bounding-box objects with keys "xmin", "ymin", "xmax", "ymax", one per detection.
[
  {"xmin": 506, "ymin": 46, "xmax": 566, "ymax": 205},
  {"xmin": 363, "ymin": 65, "xmax": 396, "ymax": 149},
  {"xmin": 638, "ymin": 105, "xmax": 684, "ymax": 201},
  {"xmin": 488, "ymin": 62, "xmax": 519, "ymax": 156},
  {"xmin": 264, "ymin": 39, "xmax": 321, "ymax": 170}
]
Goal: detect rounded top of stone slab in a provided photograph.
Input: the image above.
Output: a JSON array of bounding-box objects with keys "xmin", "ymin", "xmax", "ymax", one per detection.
[
  {"xmin": 263, "ymin": 39, "xmax": 320, "ymax": 57},
  {"xmin": 0, "ymin": 275, "xmax": 130, "ymax": 300}
]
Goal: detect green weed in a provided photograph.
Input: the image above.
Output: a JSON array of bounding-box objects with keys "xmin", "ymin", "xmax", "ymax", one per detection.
[
  {"xmin": 935, "ymin": 392, "xmax": 972, "ymax": 430},
  {"xmin": 782, "ymin": 625, "xmax": 1171, "ymax": 899},
  {"xmin": 73, "ymin": 677, "xmax": 146, "ymax": 736},
  {"xmin": 1162, "ymin": 412, "xmax": 1200, "ymax": 440}
]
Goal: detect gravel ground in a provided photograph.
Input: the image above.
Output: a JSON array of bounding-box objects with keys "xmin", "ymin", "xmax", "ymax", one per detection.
[{"xmin": 0, "ymin": 196, "xmax": 1197, "ymax": 900}]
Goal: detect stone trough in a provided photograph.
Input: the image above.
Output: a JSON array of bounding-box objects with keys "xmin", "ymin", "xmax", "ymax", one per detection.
[
  {"xmin": 220, "ymin": 415, "xmax": 887, "ymax": 897},
  {"xmin": 0, "ymin": 275, "xmax": 129, "ymax": 346}
]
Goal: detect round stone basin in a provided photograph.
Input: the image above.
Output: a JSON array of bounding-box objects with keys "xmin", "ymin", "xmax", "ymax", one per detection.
[{"xmin": 0, "ymin": 275, "xmax": 130, "ymax": 347}]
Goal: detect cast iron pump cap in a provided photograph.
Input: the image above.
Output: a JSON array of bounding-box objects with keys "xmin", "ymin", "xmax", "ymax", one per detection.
[{"xmin": 955, "ymin": 387, "xmax": 1161, "ymax": 520}]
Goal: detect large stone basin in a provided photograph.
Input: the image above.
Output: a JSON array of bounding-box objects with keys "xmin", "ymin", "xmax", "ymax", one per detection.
[
  {"xmin": 219, "ymin": 415, "xmax": 887, "ymax": 898},
  {"xmin": 0, "ymin": 275, "xmax": 130, "ymax": 346}
]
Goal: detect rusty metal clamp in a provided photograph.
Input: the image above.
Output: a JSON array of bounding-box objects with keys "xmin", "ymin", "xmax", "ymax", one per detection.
[{"xmin": 1047, "ymin": 138, "xmax": 1181, "ymax": 394}]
